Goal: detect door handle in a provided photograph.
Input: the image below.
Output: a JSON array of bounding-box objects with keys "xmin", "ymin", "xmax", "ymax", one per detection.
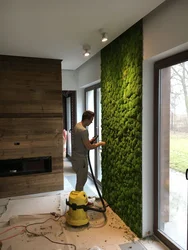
[{"xmin": 186, "ymin": 169, "xmax": 188, "ymax": 180}]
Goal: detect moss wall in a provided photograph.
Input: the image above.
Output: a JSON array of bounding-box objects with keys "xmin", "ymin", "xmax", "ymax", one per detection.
[{"xmin": 101, "ymin": 20, "xmax": 143, "ymax": 237}]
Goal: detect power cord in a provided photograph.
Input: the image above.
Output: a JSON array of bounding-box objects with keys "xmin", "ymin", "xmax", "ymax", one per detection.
[
  {"xmin": 0, "ymin": 213, "xmax": 77, "ymax": 250},
  {"xmin": 0, "ymin": 225, "xmax": 26, "ymax": 241},
  {"xmin": 25, "ymin": 214, "xmax": 77, "ymax": 250}
]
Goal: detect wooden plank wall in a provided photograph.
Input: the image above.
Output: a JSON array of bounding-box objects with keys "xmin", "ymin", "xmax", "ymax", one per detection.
[{"xmin": 0, "ymin": 55, "xmax": 64, "ymax": 198}]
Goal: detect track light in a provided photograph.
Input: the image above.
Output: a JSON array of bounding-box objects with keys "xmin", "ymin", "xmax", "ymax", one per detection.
[
  {"xmin": 83, "ymin": 45, "xmax": 91, "ymax": 57},
  {"xmin": 102, "ymin": 32, "xmax": 108, "ymax": 42}
]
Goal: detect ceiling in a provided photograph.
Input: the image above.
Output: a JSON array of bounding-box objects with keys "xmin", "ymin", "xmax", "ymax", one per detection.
[{"xmin": 0, "ymin": 0, "xmax": 165, "ymax": 70}]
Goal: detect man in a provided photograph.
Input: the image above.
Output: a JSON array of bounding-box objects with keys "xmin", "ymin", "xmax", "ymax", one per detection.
[{"xmin": 71, "ymin": 110, "xmax": 106, "ymax": 191}]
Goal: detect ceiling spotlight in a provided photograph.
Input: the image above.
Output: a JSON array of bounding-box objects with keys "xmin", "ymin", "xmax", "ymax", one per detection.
[
  {"xmin": 83, "ymin": 45, "xmax": 91, "ymax": 57},
  {"xmin": 83, "ymin": 49, "xmax": 90, "ymax": 57},
  {"xmin": 102, "ymin": 32, "xmax": 108, "ymax": 42}
]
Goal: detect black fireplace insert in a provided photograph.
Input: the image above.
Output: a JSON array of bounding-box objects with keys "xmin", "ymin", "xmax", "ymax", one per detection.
[{"xmin": 0, "ymin": 156, "xmax": 52, "ymax": 177}]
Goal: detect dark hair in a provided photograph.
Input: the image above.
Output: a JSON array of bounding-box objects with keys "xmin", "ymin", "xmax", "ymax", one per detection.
[{"xmin": 82, "ymin": 110, "xmax": 95, "ymax": 121}]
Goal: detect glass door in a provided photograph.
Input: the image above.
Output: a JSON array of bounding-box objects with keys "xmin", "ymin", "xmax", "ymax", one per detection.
[
  {"xmin": 85, "ymin": 84, "xmax": 102, "ymax": 182},
  {"xmin": 62, "ymin": 91, "xmax": 76, "ymax": 158},
  {"xmin": 66, "ymin": 97, "xmax": 72, "ymax": 156},
  {"xmin": 154, "ymin": 52, "xmax": 188, "ymax": 250},
  {"xmin": 86, "ymin": 89, "xmax": 95, "ymax": 175}
]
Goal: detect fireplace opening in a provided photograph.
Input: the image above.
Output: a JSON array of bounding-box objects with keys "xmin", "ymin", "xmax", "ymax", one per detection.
[{"xmin": 0, "ymin": 156, "xmax": 52, "ymax": 177}]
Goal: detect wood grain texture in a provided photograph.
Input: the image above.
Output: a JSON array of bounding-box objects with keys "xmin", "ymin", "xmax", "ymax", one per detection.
[
  {"xmin": 0, "ymin": 171, "xmax": 63, "ymax": 198},
  {"xmin": 0, "ymin": 55, "xmax": 62, "ymax": 114},
  {"xmin": 0, "ymin": 55, "xmax": 64, "ymax": 197}
]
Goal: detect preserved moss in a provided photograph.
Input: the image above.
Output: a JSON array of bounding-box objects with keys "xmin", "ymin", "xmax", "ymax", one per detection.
[{"xmin": 101, "ymin": 20, "xmax": 143, "ymax": 237}]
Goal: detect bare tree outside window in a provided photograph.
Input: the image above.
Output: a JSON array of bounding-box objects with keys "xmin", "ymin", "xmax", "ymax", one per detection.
[
  {"xmin": 171, "ymin": 62, "xmax": 188, "ymax": 132},
  {"xmin": 154, "ymin": 52, "xmax": 188, "ymax": 250}
]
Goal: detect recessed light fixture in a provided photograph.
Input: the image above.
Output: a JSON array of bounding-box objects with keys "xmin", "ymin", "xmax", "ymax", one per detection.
[{"xmin": 102, "ymin": 32, "xmax": 108, "ymax": 42}]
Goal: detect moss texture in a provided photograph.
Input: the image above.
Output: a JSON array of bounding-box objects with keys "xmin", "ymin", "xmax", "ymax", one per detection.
[{"xmin": 101, "ymin": 20, "xmax": 143, "ymax": 237}]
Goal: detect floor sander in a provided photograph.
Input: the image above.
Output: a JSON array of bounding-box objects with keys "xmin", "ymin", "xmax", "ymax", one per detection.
[{"xmin": 66, "ymin": 135, "xmax": 106, "ymax": 227}]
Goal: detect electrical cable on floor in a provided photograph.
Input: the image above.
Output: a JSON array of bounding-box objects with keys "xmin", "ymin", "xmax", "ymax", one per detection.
[
  {"xmin": 25, "ymin": 213, "xmax": 77, "ymax": 250},
  {"xmin": 26, "ymin": 226, "xmax": 76, "ymax": 250},
  {"xmin": 0, "ymin": 225, "xmax": 26, "ymax": 241},
  {"xmin": 0, "ymin": 212, "xmax": 76, "ymax": 250}
]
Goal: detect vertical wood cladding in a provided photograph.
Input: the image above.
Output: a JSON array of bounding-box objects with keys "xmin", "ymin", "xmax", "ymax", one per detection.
[{"xmin": 0, "ymin": 55, "xmax": 63, "ymax": 198}]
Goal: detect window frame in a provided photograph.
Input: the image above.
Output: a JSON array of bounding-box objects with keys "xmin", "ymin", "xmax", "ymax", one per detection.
[
  {"xmin": 153, "ymin": 50, "xmax": 188, "ymax": 250},
  {"xmin": 84, "ymin": 83, "xmax": 102, "ymax": 183}
]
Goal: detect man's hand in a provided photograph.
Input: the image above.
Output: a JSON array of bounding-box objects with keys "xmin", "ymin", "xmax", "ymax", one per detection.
[
  {"xmin": 90, "ymin": 135, "xmax": 98, "ymax": 144},
  {"xmin": 84, "ymin": 138, "xmax": 105, "ymax": 150},
  {"xmin": 99, "ymin": 141, "xmax": 106, "ymax": 146}
]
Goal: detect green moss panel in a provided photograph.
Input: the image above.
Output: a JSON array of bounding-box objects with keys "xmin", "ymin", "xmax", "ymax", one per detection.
[{"xmin": 101, "ymin": 20, "xmax": 143, "ymax": 237}]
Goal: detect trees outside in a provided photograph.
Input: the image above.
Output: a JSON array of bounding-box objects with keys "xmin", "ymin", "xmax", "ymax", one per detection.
[{"xmin": 170, "ymin": 62, "xmax": 188, "ymax": 132}]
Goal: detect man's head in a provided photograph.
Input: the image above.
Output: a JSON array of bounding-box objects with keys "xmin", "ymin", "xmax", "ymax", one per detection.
[{"xmin": 82, "ymin": 110, "xmax": 94, "ymax": 126}]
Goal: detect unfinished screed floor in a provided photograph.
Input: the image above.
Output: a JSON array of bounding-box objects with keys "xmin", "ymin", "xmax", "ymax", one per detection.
[{"xmin": 0, "ymin": 158, "xmax": 169, "ymax": 250}]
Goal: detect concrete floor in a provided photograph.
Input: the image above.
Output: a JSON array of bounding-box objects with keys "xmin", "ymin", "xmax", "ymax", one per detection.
[{"xmin": 0, "ymin": 159, "xmax": 169, "ymax": 250}]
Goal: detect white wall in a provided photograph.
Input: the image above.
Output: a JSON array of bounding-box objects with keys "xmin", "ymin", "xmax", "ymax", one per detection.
[
  {"xmin": 62, "ymin": 53, "xmax": 101, "ymax": 122},
  {"xmin": 76, "ymin": 52, "xmax": 101, "ymax": 121},
  {"xmin": 77, "ymin": 52, "xmax": 101, "ymax": 88},
  {"xmin": 142, "ymin": 60, "xmax": 154, "ymax": 237},
  {"xmin": 61, "ymin": 69, "xmax": 82, "ymax": 120},
  {"xmin": 142, "ymin": 0, "xmax": 188, "ymax": 237},
  {"xmin": 144, "ymin": 0, "xmax": 188, "ymax": 60},
  {"xmin": 62, "ymin": 70, "xmax": 77, "ymax": 90}
]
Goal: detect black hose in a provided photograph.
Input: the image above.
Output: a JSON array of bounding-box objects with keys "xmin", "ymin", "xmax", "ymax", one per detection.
[{"xmin": 87, "ymin": 150, "xmax": 106, "ymax": 213}]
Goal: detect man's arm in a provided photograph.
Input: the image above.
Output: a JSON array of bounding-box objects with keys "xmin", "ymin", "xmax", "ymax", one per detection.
[{"xmin": 83, "ymin": 139, "xmax": 106, "ymax": 150}]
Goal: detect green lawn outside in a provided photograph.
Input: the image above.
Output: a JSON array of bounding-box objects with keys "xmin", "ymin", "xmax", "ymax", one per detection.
[{"xmin": 170, "ymin": 132, "xmax": 188, "ymax": 173}]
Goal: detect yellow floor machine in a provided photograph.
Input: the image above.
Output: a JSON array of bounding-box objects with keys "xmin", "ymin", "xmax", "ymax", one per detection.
[{"xmin": 66, "ymin": 136, "xmax": 107, "ymax": 227}]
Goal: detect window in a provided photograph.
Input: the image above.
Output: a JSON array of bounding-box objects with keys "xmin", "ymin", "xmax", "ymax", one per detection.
[
  {"xmin": 154, "ymin": 51, "xmax": 188, "ymax": 250},
  {"xmin": 85, "ymin": 84, "xmax": 102, "ymax": 182}
]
